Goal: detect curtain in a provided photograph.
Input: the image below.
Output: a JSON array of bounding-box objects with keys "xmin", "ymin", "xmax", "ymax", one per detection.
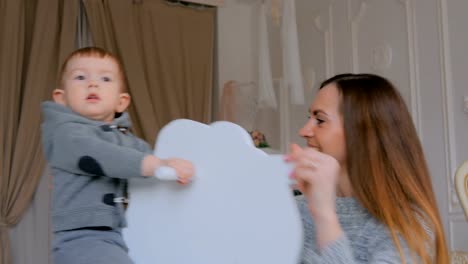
[
  {"xmin": 82, "ymin": 0, "xmax": 215, "ymax": 145},
  {"xmin": 281, "ymin": 0, "xmax": 304, "ymax": 105},
  {"xmin": 257, "ymin": 2, "xmax": 277, "ymax": 109},
  {"xmin": 0, "ymin": 0, "xmax": 78, "ymax": 263},
  {"xmin": 9, "ymin": 171, "xmax": 51, "ymax": 264}
]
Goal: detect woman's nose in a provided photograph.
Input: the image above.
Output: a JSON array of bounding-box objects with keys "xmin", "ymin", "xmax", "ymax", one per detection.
[{"xmin": 299, "ymin": 121, "xmax": 314, "ymax": 137}]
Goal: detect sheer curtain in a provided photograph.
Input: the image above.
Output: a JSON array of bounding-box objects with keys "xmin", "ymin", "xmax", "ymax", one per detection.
[
  {"xmin": 82, "ymin": 0, "xmax": 215, "ymax": 145},
  {"xmin": 0, "ymin": 0, "xmax": 77, "ymax": 263}
]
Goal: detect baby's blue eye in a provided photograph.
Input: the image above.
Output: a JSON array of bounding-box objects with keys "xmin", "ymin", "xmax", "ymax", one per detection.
[
  {"xmin": 74, "ymin": 75, "xmax": 85, "ymax": 80},
  {"xmin": 102, "ymin": 76, "xmax": 111, "ymax": 82}
]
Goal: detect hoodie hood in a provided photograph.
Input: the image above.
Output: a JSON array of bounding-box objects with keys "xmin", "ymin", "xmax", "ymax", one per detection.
[
  {"xmin": 41, "ymin": 101, "xmax": 132, "ymax": 140},
  {"xmin": 41, "ymin": 101, "xmax": 132, "ymax": 148}
]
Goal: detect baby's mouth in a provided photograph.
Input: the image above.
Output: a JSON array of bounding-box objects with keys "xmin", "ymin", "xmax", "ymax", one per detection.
[{"xmin": 86, "ymin": 93, "xmax": 100, "ymax": 102}]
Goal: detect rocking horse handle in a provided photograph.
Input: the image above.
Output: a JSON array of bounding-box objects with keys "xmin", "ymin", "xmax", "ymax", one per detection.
[{"xmin": 154, "ymin": 166, "xmax": 179, "ymax": 181}]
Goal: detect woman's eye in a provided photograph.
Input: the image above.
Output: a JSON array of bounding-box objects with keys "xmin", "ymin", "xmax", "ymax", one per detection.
[
  {"xmin": 315, "ymin": 118, "xmax": 325, "ymax": 125},
  {"xmin": 102, "ymin": 76, "xmax": 111, "ymax": 82},
  {"xmin": 74, "ymin": 75, "xmax": 85, "ymax": 80}
]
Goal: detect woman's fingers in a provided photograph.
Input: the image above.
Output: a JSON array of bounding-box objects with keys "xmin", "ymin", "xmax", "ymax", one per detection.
[
  {"xmin": 295, "ymin": 177, "xmax": 308, "ymax": 195},
  {"xmin": 286, "ymin": 143, "xmax": 303, "ymax": 161},
  {"xmin": 289, "ymin": 143, "xmax": 303, "ymax": 154}
]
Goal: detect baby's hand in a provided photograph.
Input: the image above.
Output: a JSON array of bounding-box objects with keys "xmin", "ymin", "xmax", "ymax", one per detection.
[{"xmin": 160, "ymin": 158, "xmax": 194, "ymax": 185}]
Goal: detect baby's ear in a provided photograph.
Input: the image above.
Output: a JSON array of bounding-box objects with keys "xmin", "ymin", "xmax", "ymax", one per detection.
[
  {"xmin": 116, "ymin": 93, "xmax": 131, "ymax": 113},
  {"xmin": 52, "ymin": 89, "xmax": 66, "ymax": 105}
]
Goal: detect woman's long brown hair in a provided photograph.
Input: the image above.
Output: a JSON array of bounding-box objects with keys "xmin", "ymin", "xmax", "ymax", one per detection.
[{"xmin": 320, "ymin": 74, "xmax": 448, "ymax": 263}]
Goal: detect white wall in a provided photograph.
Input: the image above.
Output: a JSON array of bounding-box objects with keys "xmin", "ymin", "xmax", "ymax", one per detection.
[{"xmin": 217, "ymin": 0, "xmax": 468, "ymax": 251}]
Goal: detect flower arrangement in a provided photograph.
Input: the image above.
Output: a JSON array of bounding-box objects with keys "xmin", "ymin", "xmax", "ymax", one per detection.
[{"xmin": 249, "ymin": 130, "xmax": 270, "ymax": 148}]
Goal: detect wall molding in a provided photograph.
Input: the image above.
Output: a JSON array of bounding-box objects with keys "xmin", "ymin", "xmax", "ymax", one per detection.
[
  {"xmin": 370, "ymin": 43, "xmax": 393, "ymax": 71},
  {"xmin": 313, "ymin": 4, "xmax": 335, "ymax": 78},
  {"xmin": 349, "ymin": 0, "xmax": 367, "ymax": 72},
  {"xmin": 403, "ymin": 0, "xmax": 422, "ymax": 135},
  {"xmin": 437, "ymin": 0, "xmax": 458, "ymax": 212},
  {"xmin": 276, "ymin": 78, "xmax": 290, "ymax": 153},
  {"xmin": 348, "ymin": 0, "xmax": 421, "ymax": 134},
  {"xmin": 326, "ymin": 4, "xmax": 335, "ymax": 77},
  {"xmin": 448, "ymin": 217, "xmax": 468, "ymax": 249}
]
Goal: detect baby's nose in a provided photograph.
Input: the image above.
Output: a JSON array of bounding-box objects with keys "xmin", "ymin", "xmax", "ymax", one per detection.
[{"xmin": 88, "ymin": 78, "xmax": 99, "ymax": 87}]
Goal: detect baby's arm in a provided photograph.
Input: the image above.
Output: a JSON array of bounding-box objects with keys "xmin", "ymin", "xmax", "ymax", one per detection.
[
  {"xmin": 49, "ymin": 123, "xmax": 194, "ymax": 181},
  {"xmin": 49, "ymin": 123, "xmax": 151, "ymax": 179}
]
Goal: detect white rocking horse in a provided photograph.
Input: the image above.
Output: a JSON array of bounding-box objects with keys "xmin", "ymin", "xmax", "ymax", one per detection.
[{"xmin": 122, "ymin": 119, "xmax": 303, "ymax": 264}]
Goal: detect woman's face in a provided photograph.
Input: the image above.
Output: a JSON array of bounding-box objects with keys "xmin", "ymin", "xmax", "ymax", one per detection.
[{"xmin": 299, "ymin": 83, "xmax": 347, "ymax": 166}]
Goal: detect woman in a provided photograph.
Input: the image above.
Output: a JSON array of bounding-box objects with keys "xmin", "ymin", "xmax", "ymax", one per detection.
[{"xmin": 287, "ymin": 73, "xmax": 448, "ymax": 263}]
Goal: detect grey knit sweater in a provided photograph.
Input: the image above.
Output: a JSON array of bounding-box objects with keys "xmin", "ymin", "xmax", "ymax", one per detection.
[{"xmin": 296, "ymin": 195, "xmax": 417, "ymax": 264}]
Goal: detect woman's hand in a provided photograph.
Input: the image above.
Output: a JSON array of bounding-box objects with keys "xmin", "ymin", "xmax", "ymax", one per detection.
[
  {"xmin": 287, "ymin": 144, "xmax": 344, "ymax": 249},
  {"xmin": 287, "ymin": 143, "xmax": 340, "ymax": 219}
]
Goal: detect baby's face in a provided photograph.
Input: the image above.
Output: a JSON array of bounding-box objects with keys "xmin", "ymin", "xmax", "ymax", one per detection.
[{"xmin": 56, "ymin": 56, "xmax": 129, "ymax": 122}]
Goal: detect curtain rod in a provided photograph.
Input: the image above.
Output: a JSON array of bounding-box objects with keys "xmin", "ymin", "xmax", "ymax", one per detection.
[{"xmin": 166, "ymin": 0, "xmax": 224, "ymax": 7}]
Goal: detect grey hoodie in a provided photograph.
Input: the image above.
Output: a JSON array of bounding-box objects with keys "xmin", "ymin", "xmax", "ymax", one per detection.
[{"xmin": 41, "ymin": 101, "xmax": 151, "ymax": 232}]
